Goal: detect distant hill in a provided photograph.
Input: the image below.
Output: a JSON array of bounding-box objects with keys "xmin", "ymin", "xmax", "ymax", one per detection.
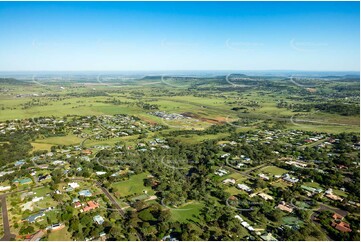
[{"xmin": 0, "ymin": 78, "xmax": 30, "ymax": 85}]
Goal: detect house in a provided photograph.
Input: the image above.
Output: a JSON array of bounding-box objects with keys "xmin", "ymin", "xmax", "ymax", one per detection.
[
  {"xmin": 32, "ymin": 196, "xmax": 43, "ymax": 203},
  {"xmin": 237, "ymin": 184, "xmax": 252, "ymax": 193},
  {"xmin": 261, "ymin": 233, "xmax": 278, "ymax": 241},
  {"xmin": 325, "ymin": 188, "xmax": 333, "ymax": 194},
  {"xmin": 258, "ymin": 193, "xmax": 274, "ymax": 201},
  {"xmin": 236, "ymin": 163, "xmax": 246, "ymax": 168},
  {"xmin": 74, "ymin": 201, "xmax": 82, "ymax": 208},
  {"xmin": 258, "ymin": 173, "xmax": 270, "ymax": 181},
  {"xmin": 241, "ymin": 221, "xmax": 254, "ymax": 231},
  {"xmin": 325, "ymin": 193, "xmax": 343, "ymax": 202},
  {"xmin": 13, "ymin": 178, "xmax": 32, "ymax": 185},
  {"xmin": 234, "ymin": 215, "xmax": 244, "ymax": 222},
  {"xmin": 38, "ymin": 174, "xmax": 51, "ymax": 182},
  {"xmin": 276, "ymin": 201, "xmax": 293, "ymax": 213},
  {"xmin": 81, "ymin": 201, "xmax": 99, "ymax": 212},
  {"xmin": 332, "ymin": 213, "xmax": 344, "ymax": 221},
  {"xmin": 0, "ymin": 171, "xmax": 14, "ymax": 177},
  {"xmin": 0, "ymin": 186, "xmax": 11, "ymax": 192},
  {"xmin": 68, "ymin": 182, "xmax": 80, "ymax": 189},
  {"xmin": 82, "ymin": 149, "xmax": 93, "ymax": 155},
  {"xmin": 162, "ymin": 235, "xmax": 178, "ymax": 241},
  {"xmin": 214, "ymin": 169, "xmax": 228, "ymax": 177},
  {"xmin": 46, "ymin": 152, "xmax": 54, "ymax": 157},
  {"xmin": 282, "ymin": 174, "xmax": 299, "ymax": 184},
  {"xmin": 331, "ymin": 221, "xmax": 352, "ymax": 233},
  {"xmin": 66, "ymin": 187, "xmax": 74, "ymax": 192},
  {"xmin": 347, "ymin": 201, "xmax": 360, "ymax": 207},
  {"xmin": 46, "ymin": 223, "xmax": 64, "ymax": 231},
  {"xmin": 222, "ymin": 178, "xmax": 236, "ymax": 185},
  {"xmin": 15, "ymin": 160, "xmax": 26, "ymax": 166},
  {"xmin": 24, "ymin": 211, "xmax": 45, "ymax": 223},
  {"xmin": 52, "ymin": 160, "xmax": 65, "ymax": 165},
  {"xmin": 21, "ymin": 201, "xmax": 34, "ymax": 211},
  {"xmin": 96, "ymin": 171, "xmax": 107, "ymax": 175},
  {"xmin": 79, "ymin": 189, "xmax": 92, "ymax": 197},
  {"xmin": 93, "ymin": 215, "xmax": 105, "ymax": 225},
  {"xmin": 285, "ymin": 160, "xmax": 307, "ymax": 168},
  {"xmin": 98, "ymin": 232, "xmax": 107, "ymax": 241},
  {"xmin": 301, "ymin": 185, "xmax": 323, "ymax": 194}
]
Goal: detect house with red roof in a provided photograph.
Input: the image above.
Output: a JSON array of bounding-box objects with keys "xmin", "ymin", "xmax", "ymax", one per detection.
[
  {"xmin": 81, "ymin": 200, "xmax": 99, "ymax": 213},
  {"xmin": 331, "ymin": 221, "xmax": 352, "ymax": 233}
]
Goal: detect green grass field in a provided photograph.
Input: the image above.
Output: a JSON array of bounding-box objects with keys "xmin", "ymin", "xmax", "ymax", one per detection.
[
  {"xmin": 34, "ymin": 134, "xmax": 83, "ymax": 146},
  {"xmin": 225, "ymin": 186, "xmax": 241, "ymax": 196},
  {"xmin": 270, "ymin": 180, "xmax": 291, "ymax": 189},
  {"xmin": 303, "ymin": 182, "xmax": 322, "ymax": 189},
  {"xmin": 48, "ymin": 227, "xmax": 72, "ymax": 241},
  {"xmin": 282, "ymin": 216, "xmax": 304, "ymax": 226},
  {"xmin": 31, "ymin": 142, "xmax": 54, "ymax": 152},
  {"xmin": 259, "ymin": 166, "xmax": 288, "ymax": 176},
  {"xmin": 112, "ymin": 172, "xmax": 154, "ymax": 198},
  {"xmin": 223, "ymin": 172, "xmax": 248, "ymax": 183},
  {"xmin": 333, "ymin": 189, "xmax": 348, "ymax": 197},
  {"xmin": 176, "ymin": 133, "xmax": 229, "ymax": 144},
  {"xmin": 169, "ymin": 201, "xmax": 204, "ymax": 223},
  {"xmin": 33, "ymin": 186, "xmax": 52, "ymax": 196}
]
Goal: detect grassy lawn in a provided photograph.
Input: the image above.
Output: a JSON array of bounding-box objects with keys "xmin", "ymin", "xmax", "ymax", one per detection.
[
  {"xmin": 176, "ymin": 133, "xmax": 229, "ymax": 144},
  {"xmin": 303, "ymin": 182, "xmax": 322, "ymax": 189},
  {"xmin": 34, "ymin": 134, "xmax": 82, "ymax": 146},
  {"xmin": 84, "ymin": 134, "xmax": 140, "ymax": 147},
  {"xmin": 112, "ymin": 172, "xmax": 154, "ymax": 198},
  {"xmin": 33, "ymin": 187, "xmax": 52, "ymax": 197},
  {"xmin": 223, "ymin": 172, "xmax": 248, "ymax": 183},
  {"xmin": 225, "ymin": 186, "xmax": 241, "ymax": 196},
  {"xmin": 169, "ymin": 201, "xmax": 204, "ymax": 223},
  {"xmin": 35, "ymin": 196, "xmax": 58, "ymax": 209},
  {"xmin": 48, "ymin": 227, "xmax": 72, "ymax": 241},
  {"xmin": 270, "ymin": 180, "xmax": 291, "ymax": 189},
  {"xmin": 31, "ymin": 142, "xmax": 53, "ymax": 152},
  {"xmin": 333, "ymin": 189, "xmax": 348, "ymax": 197},
  {"xmin": 259, "ymin": 166, "xmax": 288, "ymax": 176},
  {"xmin": 295, "ymin": 201, "xmax": 311, "ymax": 209},
  {"xmin": 282, "ymin": 216, "xmax": 304, "ymax": 226}
]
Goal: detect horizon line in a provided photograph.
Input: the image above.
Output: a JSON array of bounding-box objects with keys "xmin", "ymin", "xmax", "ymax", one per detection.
[{"xmin": 0, "ymin": 69, "xmax": 359, "ymax": 73}]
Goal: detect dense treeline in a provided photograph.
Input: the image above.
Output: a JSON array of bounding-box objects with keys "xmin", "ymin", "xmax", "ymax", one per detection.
[
  {"xmin": 277, "ymin": 101, "xmax": 359, "ymax": 116},
  {"xmin": 0, "ymin": 131, "xmax": 33, "ymax": 166}
]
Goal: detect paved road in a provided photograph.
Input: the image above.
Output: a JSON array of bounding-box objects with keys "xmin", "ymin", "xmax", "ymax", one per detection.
[
  {"xmin": 311, "ymin": 203, "xmax": 348, "ymax": 220},
  {"xmin": 95, "ymin": 181, "xmax": 125, "ymax": 218},
  {"xmin": 95, "ymin": 182, "xmax": 143, "ymax": 241},
  {"xmin": 0, "ymin": 195, "xmax": 16, "ymax": 241},
  {"xmin": 0, "ymin": 177, "xmax": 142, "ymax": 241}
]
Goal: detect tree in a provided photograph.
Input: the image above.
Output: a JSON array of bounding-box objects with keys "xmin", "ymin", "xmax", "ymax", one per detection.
[
  {"xmin": 19, "ymin": 225, "xmax": 35, "ymax": 235},
  {"xmin": 158, "ymin": 209, "xmax": 171, "ymax": 222}
]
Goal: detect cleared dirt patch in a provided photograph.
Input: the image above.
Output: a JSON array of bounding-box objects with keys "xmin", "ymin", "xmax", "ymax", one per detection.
[{"xmin": 181, "ymin": 112, "xmax": 225, "ymax": 124}]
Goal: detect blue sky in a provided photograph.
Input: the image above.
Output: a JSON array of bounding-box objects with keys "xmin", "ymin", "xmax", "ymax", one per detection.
[{"xmin": 0, "ymin": 1, "xmax": 359, "ymax": 71}]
